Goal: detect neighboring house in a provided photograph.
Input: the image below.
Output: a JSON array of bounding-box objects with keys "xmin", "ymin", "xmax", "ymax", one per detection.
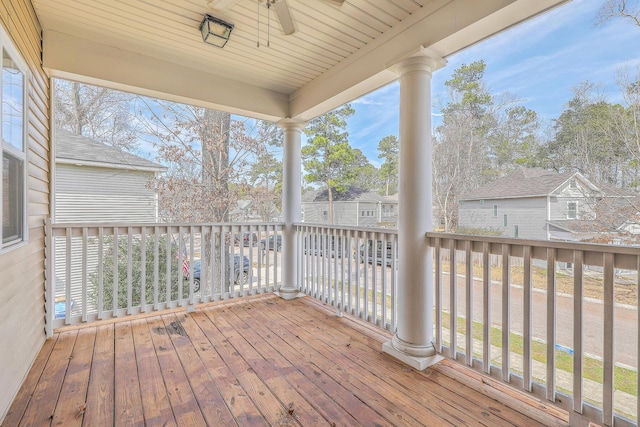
[
  {"xmin": 302, "ymin": 187, "xmax": 398, "ymax": 228},
  {"xmin": 54, "ymin": 130, "xmax": 166, "ymax": 312},
  {"xmin": 458, "ymin": 168, "xmax": 639, "ymax": 243},
  {"xmin": 230, "ymin": 199, "xmax": 281, "ymax": 223},
  {"xmin": 55, "ymin": 129, "xmax": 166, "ymax": 223}
]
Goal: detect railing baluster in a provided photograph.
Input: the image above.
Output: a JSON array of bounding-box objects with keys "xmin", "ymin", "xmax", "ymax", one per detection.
[
  {"xmin": 523, "ymin": 245, "xmax": 532, "ymax": 392},
  {"xmin": 603, "ymin": 252, "xmax": 615, "ymax": 426},
  {"xmin": 381, "ymin": 231, "xmax": 388, "ymax": 328},
  {"xmin": 113, "ymin": 227, "xmax": 120, "ymax": 316},
  {"xmin": 153, "ymin": 227, "xmax": 159, "ymax": 310},
  {"xmin": 573, "ymin": 249, "xmax": 583, "ymax": 414},
  {"xmin": 435, "ymin": 238, "xmax": 442, "ymax": 353},
  {"xmin": 482, "ymin": 241, "xmax": 490, "ymax": 374},
  {"xmin": 65, "ymin": 227, "xmax": 72, "ymax": 325},
  {"xmin": 165, "ymin": 227, "xmax": 171, "ymax": 306},
  {"xmin": 390, "ymin": 235, "xmax": 397, "ymax": 332},
  {"xmin": 465, "ymin": 239, "xmax": 473, "ymax": 367},
  {"xmin": 188, "ymin": 226, "xmax": 195, "ymax": 307},
  {"xmin": 546, "ymin": 247, "xmax": 556, "ymax": 402},
  {"xmin": 502, "ymin": 243, "xmax": 510, "ymax": 382},
  {"xmin": 97, "ymin": 227, "xmax": 104, "ymax": 319},
  {"xmin": 81, "ymin": 227, "xmax": 88, "ymax": 323},
  {"xmin": 127, "ymin": 227, "xmax": 133, "ymax": 315},
  {"xmin": 449, "ymin": 238, "xmax": 457, "ymax": 360},
  {"xmin": 140, "ymin": 227, "xmax": 147, "ymax": 313}
]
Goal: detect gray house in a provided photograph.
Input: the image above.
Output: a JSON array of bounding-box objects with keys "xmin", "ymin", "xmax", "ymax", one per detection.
[
  {"xmin": 458, "ymin": 168, "xmax": 598, "ymax": 240},
  {"xmin": 302, "ymin": 187, "xmax": 398, "ymax": 228},
  {"xmin": 457, "ymin": 168, "xmax": 639, "ymax": 242},
  {"xmin": 54, "ymin": 130, "xmax": 166, "ymax": 312},
  {"xmin": 55, "ymin": 129, "xmax": 166, "ymax": 223}
]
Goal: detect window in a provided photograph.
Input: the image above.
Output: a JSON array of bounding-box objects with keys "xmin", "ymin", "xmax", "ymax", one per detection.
[
  {"xmin": 567, "ymin": 201, "xmax": 577, "ymax": 219},
  {"xmin": 514, "ymin": 225, "xmax": 519, "ymax": 238},
  {"xmin": 493, "ymin": 204, "xmax": 498, "ymax": 217},
  {"xmin": 1, "ymin": 42, "xmax": 27, "ymax": 251},
  {"xmin": 382, "ymin": 204, "xmax": 394, "ymax": 216},
  {"xmin": 322, "ymin": 210, "xmax": 328, "ymax": 221},
  {"xmin": 480, "ymin": 200, "xmax": 484, "ymax": 206},
  {"xmin": 503, "ymin": 214, "xmax": 508, "ymax": 226}
]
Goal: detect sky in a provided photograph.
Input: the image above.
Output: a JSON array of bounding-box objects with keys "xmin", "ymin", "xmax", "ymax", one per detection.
[{"xmin": 342, "ymin": 0, "xmax": 640, "ymax": 167}]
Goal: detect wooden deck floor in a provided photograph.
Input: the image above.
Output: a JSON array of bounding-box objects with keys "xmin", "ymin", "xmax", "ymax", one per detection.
[{"xmin": 4, "ymin": 294, "xmax": 568, "ymax": 426}]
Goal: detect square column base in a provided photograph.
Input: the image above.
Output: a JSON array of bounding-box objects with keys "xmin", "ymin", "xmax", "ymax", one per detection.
[
  {"xmin": 382, "ymin": 341, "xmax": 443, "ymax": 371},
  {"xmin": 274, "ymin": 290, "xmax": 305, "ymax": 300}
]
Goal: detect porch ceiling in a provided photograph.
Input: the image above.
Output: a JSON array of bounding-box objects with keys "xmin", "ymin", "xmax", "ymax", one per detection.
[{"xmin": 33, "ymin": 0, "xmax": 568, "ymax": 122}]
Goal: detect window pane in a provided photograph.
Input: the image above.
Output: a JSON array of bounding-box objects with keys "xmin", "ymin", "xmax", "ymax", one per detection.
[
  {"xmin": 2, "ymin": 49, "xmax": 24, "ymax": 151},
  {"xmin": 2, "ymin": 152, "xmax": 23, "ymax": 244}
]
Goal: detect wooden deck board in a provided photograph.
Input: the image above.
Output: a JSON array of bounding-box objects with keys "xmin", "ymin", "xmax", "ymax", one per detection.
[
  {"xmin": 285, "ymin": 297, "xmax": 562, "ymax": 427},
  {"xmin": 3, "ymin": 294, "xmax": 569, "ymax": 427}
]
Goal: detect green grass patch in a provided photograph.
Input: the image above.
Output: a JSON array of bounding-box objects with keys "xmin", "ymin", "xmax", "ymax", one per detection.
[{"xmin": 440, "ymin": 311, "xmax": 637, "ymax": 396}]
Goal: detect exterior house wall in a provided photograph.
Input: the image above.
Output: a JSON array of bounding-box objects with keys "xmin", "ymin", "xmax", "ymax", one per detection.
[
  {"xmin": 458, "ymin": 197, "xmax": 548, "ymax": 240},
  {"xmin": 549, "ymin": 180, "xmax": 597, "ymax": 221},
  {"xmin": 55, "ymin": 164, "xmax": 157, "ymax": 223},
  {"xmin": 53, "ymin": 164, "xmax": 158, "ymax": 316},
  {"xmin": 0, "ymin": 0, "xmax": 50, "ymax": 421},
  {"xmin": 302, "ymin": 201, "xmax": 397, "ymax": 227}
]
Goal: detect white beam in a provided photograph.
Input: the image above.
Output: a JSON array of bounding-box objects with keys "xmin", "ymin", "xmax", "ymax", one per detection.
[
  {"xmin": 289, "ymin": 0, "xmax": 569, "ymax": 121},
  {"xmin": 43, "ymin": 30, "xmax": 289, "ymax": 122}
]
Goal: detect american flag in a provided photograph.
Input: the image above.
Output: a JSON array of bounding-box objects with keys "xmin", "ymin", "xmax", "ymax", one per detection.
[{"xmin": 182, "ymin": 256, "xmax": 189, "ymax": 276}]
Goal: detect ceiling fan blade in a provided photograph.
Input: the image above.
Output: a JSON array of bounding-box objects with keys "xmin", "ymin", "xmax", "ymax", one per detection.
[
  {"xmin": 325, "ymin": 0, "xmax": 345, "ymax": 5},
  {"xmin": 206, "ymin": 0, "xmax": 241, "ymax": 10},
  {"xmin": 273, "ymin": 0, "xmax": 296, "ymax": 35}
]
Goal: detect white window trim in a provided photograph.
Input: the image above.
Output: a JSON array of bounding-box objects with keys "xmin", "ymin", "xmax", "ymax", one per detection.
[
  {"xmin": 567, "ymin": 201, "xmax": 578, "ymax": 220},
  {"xmin": 0, "ymin": 25, "xmax": 29, "ymax": 254}
]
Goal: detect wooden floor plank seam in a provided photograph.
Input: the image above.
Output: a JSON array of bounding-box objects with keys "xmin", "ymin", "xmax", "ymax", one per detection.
[
  {"xmin": 226, "ymin": 297, "xmax": 436, "ymax": 427},
  {"xmin": 3, "ymin": 294, "xmax": 570, "ymax": 427},
  {"xmin": 216, "ymin": 301, "xmax": 371, "ymax": 426},
  {"xmin": 242, "ymin": 298, "xmax": 482, "ymax": 427},
  {"xmin": 252, "ymin": 297, "xmax": 546, "ymax": 427}
]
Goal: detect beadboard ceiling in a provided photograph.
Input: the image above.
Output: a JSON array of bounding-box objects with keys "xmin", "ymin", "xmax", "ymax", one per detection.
[{"xmin": 32, "ymin": 0, "xmax": 569, "ymax": 121}]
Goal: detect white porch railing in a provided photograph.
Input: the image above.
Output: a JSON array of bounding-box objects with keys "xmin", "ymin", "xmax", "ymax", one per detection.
[
  {"xmin": 45, "ymin": 220, "xmax": 283, "ymax": 333},
  {"xmin": 429, "ymin": 232, "xmax": 640, "ymax": 427},
  {"xmin": 296, "ymin": 224, "xmax": 398, "ymax": 332},
  {"xmin": 43, "ymin": 219, "xmax": 640, "ymax": 426}
]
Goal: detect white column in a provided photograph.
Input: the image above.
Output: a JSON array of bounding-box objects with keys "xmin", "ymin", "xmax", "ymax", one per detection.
[
  {"xmin": 382, "ymin": 53, "xmax": 445, "ymax": 370},
  {"xmin": 275, "ymin": 119, "xmax": 306, "ymax": 300}
]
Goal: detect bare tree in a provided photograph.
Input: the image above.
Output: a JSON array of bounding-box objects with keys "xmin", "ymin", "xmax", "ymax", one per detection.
[
  {"xmin": 596, "ymin": 0, "xmax": 640, "ymax": 26},
  {"xmin": 55, "ymin": 79, "xmax": 138, "ymax": 151}
]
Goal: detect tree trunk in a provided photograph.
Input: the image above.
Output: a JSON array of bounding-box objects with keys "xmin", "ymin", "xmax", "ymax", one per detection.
[{"xmin": 202, "ymin": 109, "xmax": 231, "ymax": 295}]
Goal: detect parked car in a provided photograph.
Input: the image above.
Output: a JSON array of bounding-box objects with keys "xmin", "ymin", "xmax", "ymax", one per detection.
[
  {"xmin": 260, "ymin": 234, "xmax": 282, "ymax": 252},
  {"xmin": 186, "ymin": 255, "xmax": 250, "ymax": 292},
  {"xmin": 359, "ymin": 240, "xmax": 396, "ymax": 266},
  {"xmin": 234, "ymin": 232, "xmax": 258, "ymax": 247},
  {"xmin": 303, "ymin": 235, "xmax": 348, "ymax": 258}
]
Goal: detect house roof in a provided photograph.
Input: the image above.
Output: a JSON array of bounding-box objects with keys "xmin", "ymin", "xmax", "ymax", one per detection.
[
  {"xmin": 55, "ymin": 129, "xmax": 166, "ymax": 172},
  {"xmin": 460, "ymin": 168, "xmax": 589, "ymax": 200},
  {"xmin": 32, "ymin": 0, "xmax": 569, "ymax": 122},
  {"xmin": 302, "ymin": 187, "xmax": 393, "ymax": 203}
]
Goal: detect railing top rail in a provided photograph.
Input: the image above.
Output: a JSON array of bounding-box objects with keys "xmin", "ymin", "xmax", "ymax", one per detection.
[
  {"xmin": 427, "ymin": 231, "xmax": 640, "ymax": 256},
  {"xmin": 48, "ymin": 220, "xmax": 285, "ymax": 229},
  {"xmin": 294, "ymin": 222, "xmax": 398, "ymax": 235}
]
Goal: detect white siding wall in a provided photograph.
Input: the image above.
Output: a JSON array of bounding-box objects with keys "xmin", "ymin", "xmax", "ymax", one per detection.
[
  {"xmin": 302, "ymin": 201, "xmax": 395, "ymax": 227},
  {"xmin": 55, "ymin": 164, "xmax": 157, "ymax": 222},
  {"xmin": 53, "ymin": 164, "xmax": 157, "ymax": 315},
  {"xmin": 458, "ymin": 197, "xmax": 548, "ymax": 240},
  {"xmin": 549, "ymin": 181, "xmax": 597, "ymax": 221},
  {"xmin": 0, "ymin": 0, "xmax": 50, "ymax": 421}
]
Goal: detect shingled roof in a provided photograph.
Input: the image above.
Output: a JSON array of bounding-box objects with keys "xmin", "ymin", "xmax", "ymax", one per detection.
[
  {"xmin": 55, "ymin": 129, "xmax": 165, "ymax": 172},
  {"xmin": 302, "ymin": 186, "xmax": 387, "ymax": 203},
  {"xmin": 460, "ymin": 168, "xmax": 585, "ymax": 200}
]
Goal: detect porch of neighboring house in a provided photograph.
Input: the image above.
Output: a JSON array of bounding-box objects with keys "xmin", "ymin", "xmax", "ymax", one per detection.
[{"xmin": 4, "ymin": 294, "xmax": 567, "ymax": 427}]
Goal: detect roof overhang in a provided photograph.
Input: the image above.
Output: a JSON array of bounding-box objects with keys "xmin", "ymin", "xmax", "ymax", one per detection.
[{"xmin": 38, "ymin": 0, "xmax": 570, "ymax": 122}]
